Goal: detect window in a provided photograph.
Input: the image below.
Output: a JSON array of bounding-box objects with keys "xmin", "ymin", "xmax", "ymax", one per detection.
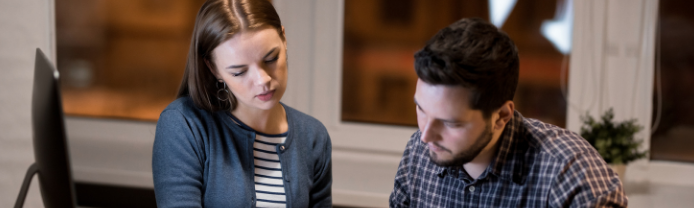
[
  {"xmin": 341, "ymin": 0, "xmax": 571, "ymax": 127},
  {"xmin": 650, "ymin": 0, "xmax": 694, "ymax": 163},
  {"xmin": 56, "ymin": 0, "xmax": 204, "ymax": 120}
]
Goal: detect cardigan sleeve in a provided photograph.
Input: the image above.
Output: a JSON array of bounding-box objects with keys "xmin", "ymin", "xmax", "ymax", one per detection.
[
  {"xmin": 152, "ymin": 109, "xmax": 206, "ymax": 208},
  {"xmin": 309, "ymin": 131, "xmax": 333, "ymax": 207}
]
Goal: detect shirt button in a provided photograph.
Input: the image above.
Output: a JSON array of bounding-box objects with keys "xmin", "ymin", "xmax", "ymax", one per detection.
[
  {"xmin": 280, "ymin": 145, "xmax": 285, "ymax": 151},
  {"xmin": 469, "ymin": 186, "xmax": 475, "ymax": 193}
]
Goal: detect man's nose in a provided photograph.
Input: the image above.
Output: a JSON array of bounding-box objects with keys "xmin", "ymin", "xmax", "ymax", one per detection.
[{"xmin": 420, "ymin": 120, "xmax": 439, "ymax": 143}]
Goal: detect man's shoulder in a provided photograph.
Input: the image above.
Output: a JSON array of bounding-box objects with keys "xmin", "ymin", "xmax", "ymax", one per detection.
[
  {"xmin": 520, "ymin": 117, "xmax": 626, "ymax": 207},
  {"xmin": 521, "ymin": 117, "xmax": 597, "ymax": 162}
]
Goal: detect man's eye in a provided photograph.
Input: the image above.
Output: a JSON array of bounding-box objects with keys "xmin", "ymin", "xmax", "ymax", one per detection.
[
  {"xmin": 232, "ymin": 71, "xmax": 246, "ymax": 77},
  {"xmin": 444, "ymin": 122, "xmax": 460, "ymax": 128}
]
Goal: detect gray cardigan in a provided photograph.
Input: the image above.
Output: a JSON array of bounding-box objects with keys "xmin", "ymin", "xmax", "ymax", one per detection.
[{"xmin": 152, "ymin": 97, "xmax": 332, "ymax": 207}]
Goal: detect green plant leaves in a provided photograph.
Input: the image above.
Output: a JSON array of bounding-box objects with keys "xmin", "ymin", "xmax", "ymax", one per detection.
[{"xmin": 579, "ymin": 108, "xmax": 648, "ymax": 165}]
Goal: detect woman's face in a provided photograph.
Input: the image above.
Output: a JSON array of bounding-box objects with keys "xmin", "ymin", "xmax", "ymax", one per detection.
[{"xmin": 210, "ymin": 27, "xmax": 288, "ymax": 112}]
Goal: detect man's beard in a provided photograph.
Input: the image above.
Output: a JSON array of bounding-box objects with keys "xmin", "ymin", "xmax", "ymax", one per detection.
[{"xmin": 428, "ymin": 122, "xmax": 493, "ymax": 167}]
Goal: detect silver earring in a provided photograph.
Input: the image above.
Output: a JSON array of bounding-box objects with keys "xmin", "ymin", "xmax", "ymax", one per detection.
[{"xmin": 216, "ymin": 80, "xmax": 230, "ymax": 102}]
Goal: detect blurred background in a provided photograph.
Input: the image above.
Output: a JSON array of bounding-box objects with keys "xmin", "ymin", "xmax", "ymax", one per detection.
[
  {"xmin": 56, "ymin": 0, "xmax": 200, "ymax": 121},
  {"xmin": 2, "ymin": 0, "xmax": 694, "ymax": 207},
  {"xmin": 55, "ymin": 0, "xmax": 694, "ymax": 163},
  {"xmin": 341, "ymin": 0, "xmax": 568, "ymax": 127},
  {"xmin": 55, "ymin": 0, "xmax": 570, "ymax": 127}
]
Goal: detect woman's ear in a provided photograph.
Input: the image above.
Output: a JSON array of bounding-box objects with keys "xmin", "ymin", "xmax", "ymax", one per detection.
[
  {"xmin": 205, "ymin": 58, "xmax": 220, "ymax": 80},
  {"xmin": 281, "ymin": 26, "xmax": 287, "ymax": 48},
  {"xmin": 493, "ymin": 101, "xmax": 515, "ymax": 131}
]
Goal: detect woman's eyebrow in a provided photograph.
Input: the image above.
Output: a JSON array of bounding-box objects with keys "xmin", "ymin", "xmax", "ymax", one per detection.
[
  {"xmin": 224, "ymin": 47, "xmax": 279, "ymax": 69},
  {"xmin": 226, "ymin": 64, "xmax": 246, "ymax": 69},
  {"xmin": 263, "ymin": 47, "xmax": 279, "ymax": 59}
]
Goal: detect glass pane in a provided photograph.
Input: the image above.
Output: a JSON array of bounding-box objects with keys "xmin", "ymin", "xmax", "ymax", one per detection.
[
  {"xmin": 650, "ymin": 0, "xmax": 694, "ymax": 163},
  {"xmin": 342, "ymin": 0, "xmax": 570, "ymax": 127},
  {"xmin": 56, "ymin": 0, "xmax": 204, "ymax": 121}
]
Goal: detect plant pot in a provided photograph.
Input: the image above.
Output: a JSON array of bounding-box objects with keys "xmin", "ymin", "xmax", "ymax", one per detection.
[{"xmin": 608, "ymin": 164, "xmax": 626, "ymax": 182}]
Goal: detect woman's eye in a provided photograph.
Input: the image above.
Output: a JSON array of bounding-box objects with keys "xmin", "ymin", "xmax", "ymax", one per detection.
[
  {"xmin": 265, "ymin": 56, "xmax": 279, "ymax": 64},
  {"xmin": 232, "ymin": 71, "xmax": 246, "ymax": 77}
]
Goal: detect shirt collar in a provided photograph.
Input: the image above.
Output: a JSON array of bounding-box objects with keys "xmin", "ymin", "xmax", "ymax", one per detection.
[
  {"xmin": 432, "ymin": 111, "xmax": 529, "ymax": 184},
  {"xmin": 488, "ymin": 110, "xmax": 529, "ymax": 184}
]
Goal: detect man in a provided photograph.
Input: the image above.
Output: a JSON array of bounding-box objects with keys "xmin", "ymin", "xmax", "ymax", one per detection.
[{"xmin": 389, "ymin": 18, "xmax": 627, "ymax": 207}]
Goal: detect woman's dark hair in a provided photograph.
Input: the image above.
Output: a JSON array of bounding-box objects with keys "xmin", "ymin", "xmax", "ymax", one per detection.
[
  {"xmin": 178, "ymin": 0, "xmax": 284, "ymax": 111},
  {"xmin": 414, "ymin": 18, "xmax": 519, "ymax": 119}
]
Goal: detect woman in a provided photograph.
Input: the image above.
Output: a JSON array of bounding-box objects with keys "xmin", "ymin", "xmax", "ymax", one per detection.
[{"xmin": 152, "ymin": 0, "xmax": 332, "ymax": 207}]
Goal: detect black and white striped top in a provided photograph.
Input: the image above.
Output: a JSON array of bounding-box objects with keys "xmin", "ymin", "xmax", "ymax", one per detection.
[
  {"xmin": 228, "ymin": 114, "xmax": 289, "ymax": 207},
  {"xmin": 253, "ymin": 133, "xmax": 287, "ymax": 207}
]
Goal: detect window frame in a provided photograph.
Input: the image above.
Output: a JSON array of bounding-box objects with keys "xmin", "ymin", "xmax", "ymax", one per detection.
[
  {"xmin": 275, "ymin": 0, "xmax": 416, "ymax": 155},
  {"xmin": 275, "ymin": 0, "xmax": 694, "ymax": 188}
]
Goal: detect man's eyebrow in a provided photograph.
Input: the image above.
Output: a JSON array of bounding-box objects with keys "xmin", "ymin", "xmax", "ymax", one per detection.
[
  {"xmin": 414, "ymin": 98, "xmax": 461, "ymax": 123},
  {"xmin": 414, "ymin": 98, "xmax": 424, "ymax": 113},
  {"xmin": 441, "ymin": 118, "xmax": 462, "ymax": 123}
]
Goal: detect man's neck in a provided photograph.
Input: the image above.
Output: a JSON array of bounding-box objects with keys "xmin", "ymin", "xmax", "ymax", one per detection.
[{"xmin": 462, "ymin": 126, "xmax": 506, "ymax": 180}]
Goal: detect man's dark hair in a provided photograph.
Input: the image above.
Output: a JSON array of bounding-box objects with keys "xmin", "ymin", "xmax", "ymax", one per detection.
[{"xmin": 415, "ymin": 17, "xmax": 519, "ymax": 119}]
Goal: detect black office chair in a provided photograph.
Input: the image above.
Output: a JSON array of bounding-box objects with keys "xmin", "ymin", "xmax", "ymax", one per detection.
[{"xmin": 14, "ymin": 48, "xmax": 77, "ymax": 208}]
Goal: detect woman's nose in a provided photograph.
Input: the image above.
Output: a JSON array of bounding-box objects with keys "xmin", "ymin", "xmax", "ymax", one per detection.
[{"xmin": 253, "ymin": 67, "xmax": 272, "ymax": 86}]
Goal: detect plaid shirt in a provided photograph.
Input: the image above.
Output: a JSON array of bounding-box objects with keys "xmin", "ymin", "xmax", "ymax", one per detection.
[{"xmin": 390, "ymin": 111, "xmax": 627, "ymax": 207}]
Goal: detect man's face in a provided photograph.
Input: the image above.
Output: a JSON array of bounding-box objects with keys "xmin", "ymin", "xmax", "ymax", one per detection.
[{"xmin": 414, "ymin": 79, "xmax": 493, "ymax": 167}]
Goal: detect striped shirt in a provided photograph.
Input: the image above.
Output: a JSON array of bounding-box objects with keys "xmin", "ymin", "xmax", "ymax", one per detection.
[
  {"xmin": 390, "ymin": 111, "xmax": 627, "ymax": 207},
  {"xmin": 229, "ymin": 115, "xmax": 288, "ymax": 208},
  {"xmin": 253, "ymin": 133, "xmax": 288, "ymax": 208}
]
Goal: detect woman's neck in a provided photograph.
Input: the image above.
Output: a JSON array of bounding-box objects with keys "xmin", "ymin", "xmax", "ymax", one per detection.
[{"xmin": 231, "ymin": 103, "xmax": 288, "ymax": 134}]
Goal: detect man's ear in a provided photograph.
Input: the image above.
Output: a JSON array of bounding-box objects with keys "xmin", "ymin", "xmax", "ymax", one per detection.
[{"xmin": 493, "ymin": 101, "xmax": 515, "ymax": 131}]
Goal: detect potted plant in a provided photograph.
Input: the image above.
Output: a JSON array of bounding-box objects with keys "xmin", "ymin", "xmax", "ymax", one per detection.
[{"xmin": 580, "ymin": 108, "xmax": 648, "ymax": 181}]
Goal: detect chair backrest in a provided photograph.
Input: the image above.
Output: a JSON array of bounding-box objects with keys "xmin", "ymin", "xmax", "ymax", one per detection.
[{"xmin": 32, "ymin": 48, "xmax": 76, "ymax": 207}]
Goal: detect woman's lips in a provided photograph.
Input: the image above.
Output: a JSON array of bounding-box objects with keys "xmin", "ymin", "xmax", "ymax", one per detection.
[{"xmin": 257, "ymin": 90, "xmax": 275, "ymax": 101}]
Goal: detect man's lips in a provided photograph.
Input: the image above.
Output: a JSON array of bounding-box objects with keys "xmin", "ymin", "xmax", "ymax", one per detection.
[
  {"xmin": 428, "ymin": 143, "xmax": 450, "ymax": 153},
  {"xmin": 256, "ymin": 90, "xmax": 275, "ymax": 101}
]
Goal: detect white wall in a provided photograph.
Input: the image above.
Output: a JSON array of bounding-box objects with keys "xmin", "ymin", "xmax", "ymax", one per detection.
[
  {"xmin": 0, "ymin": 0, "xmax": 54, "ymax": 207},
  {"xmin": 566, "ymin": 0, "xmax": 694, "ymax": 188}
]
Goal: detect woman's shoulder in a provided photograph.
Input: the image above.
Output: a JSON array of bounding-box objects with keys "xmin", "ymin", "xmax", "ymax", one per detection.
[
  {"xmin": 282, "ymin": 103, "xmax": 327, "ymax": 132},
  {"xmin": 282, "ymin": 103, "xmax": 331, "ymax": 151},
  {"xmin": 159, "ymin": 96, "xmax": 216, "ymax": 122},
  {"xmin": 164, "ymin": 96, "xmax": 196, "ymax": 111}
]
